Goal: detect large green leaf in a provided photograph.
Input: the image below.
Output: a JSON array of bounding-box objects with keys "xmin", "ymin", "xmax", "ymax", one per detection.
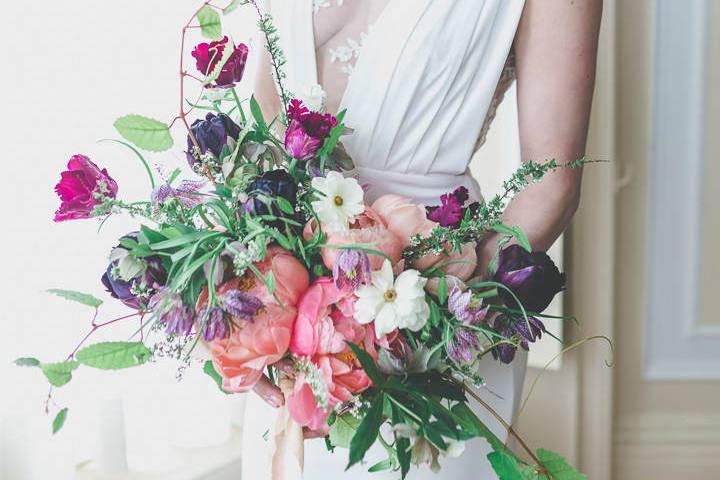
[
  {"xmin": 40, "ymin": 361, "xmax": 79, "ymax": 387},
  {"xmin": 75, "ymin": 342, "xmax": 151, "ymax": 370},
  {"xmin": 536, "ymin": 449, "xmax": 587, "ymax": 480},
  {"xmin": 197, "ymin": 5, "xmax": 222, "ymax": 40},
  {"xmin": 329, "ymin": 412, "xmax": 361, "ymax": 449},
  {"xmin": 114, "ymin": 115, "xmax": 173, "ymax": 152},
  {"xmin": 52, "ymin": 408, "xmax": 68, "ymax": 435},
  {"xmin": 347, "ymin": 393, "xmax": 385, "ymax": 469},
  {"xmin": 47, "ymin": 289, "xmax": 102, "ymax": 308},
  {"xmin": 487, "ymin": 451, "xmax": 528, "ymax": 480},
  {"xmin": 451, "ymin": 402, "xmax": 506, "ymax": 452}
]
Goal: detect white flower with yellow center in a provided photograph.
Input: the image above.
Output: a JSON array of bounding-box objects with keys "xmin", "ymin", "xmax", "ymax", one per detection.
[
  {"xmin": 311, "ymin": 171, "xmax": 364, "ymax": 228},
  {"xmin": 354, "ymin": 259, "xmax": 429, "ymax": 337}
]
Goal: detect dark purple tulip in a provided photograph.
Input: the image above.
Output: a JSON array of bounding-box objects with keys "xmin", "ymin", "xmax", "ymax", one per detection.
[
  {"xmin": 493, "ymin": 244, "xmax": 566, "ymax": 313},
  {"xmin": 333, "ymin": 250, "xmax": 371, "ymax": 291},
  {"xmin": 101, "ymin": 233, "xmax": 167, "ymax": 310},
  {"xmin": 492, "ymin": 314, "xmax": 546, "ymax": 364},
  {"xmin": 186, "ymin": 113, "xmax": 240, "ymax": 166},
  {"xmin": 245, "ymin": 169, "xmax": 298, "ymax": 216},
  {"xmin": 222, "ymin": 290, "xmax": 263, "ymax": 321}
]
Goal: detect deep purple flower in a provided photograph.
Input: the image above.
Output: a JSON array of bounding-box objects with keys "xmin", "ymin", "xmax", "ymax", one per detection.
[
  {"xmin": 333, "ymin": 250, "xmax": 371, "ymax": 291},
  {"xmin": 197, "ymin": 306, "xmax": 228, "ymax": 341},
  {"xmin": 492, "ymin": 314, "xmax": 546, "ymax": 364},
  {"xmin": 245, "ymin": 169, "xmax": 298, "ymax": 216},
  {"xmin": 54, "ymin": 154, "xmax": 118, "ymax": 222},
  {"xmin": 493, "ymin": 244, "xmax": 566, "ymax": 313},
  {"xmin": 222, "ymin": 290, "xmax": 263, "ymax": 321},
  {"xmin": 150, "ymin": 289, "xmax": 195, "ymax": 336},
  {"xmin": 186, "ymin": 113, "xmax": 241, "ymax": 166},
  {"xmin": 101, "ymin": 233, "xmax": 167, "ymax": 310},
  {"xmin": 284, "ymin": 99, "xmax": 337, "ymax": 160},
  {"xmin": 426, "ymin": 186, "xmax": 481, "ymax": 229},
  {"xmin": 151, "ymin": 179, "xmax": 205, "ymax": 210},
  {"xmin": 191, "ymin": 36, "xmax": 248, "ymax": 89},
  {"xmin": 446, "ymin": 288, "xmax": 490, "ymax": 365}
]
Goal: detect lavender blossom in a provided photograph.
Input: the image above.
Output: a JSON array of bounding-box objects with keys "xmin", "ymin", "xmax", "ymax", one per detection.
[
  {"xmin": 151, "ymin": 179, "xmax": 205, "ymax": 210},
  {"xmin": 333, "ymin": 250, "xmax": 371, "ymax": 290},
  {"xmin": 150, "ymin": 289, "xmax": 195, "ymax": 336},
  {"xmin": 446, "ymin": 288, "xmax": 490, "ymax": 365},
  {"xmin": 222, "ymin": 290, "xmax": 263, "ymax": 321},
  {"xmin": 492, "ymin": 314, "xmax": 546, "ymax": 364}
]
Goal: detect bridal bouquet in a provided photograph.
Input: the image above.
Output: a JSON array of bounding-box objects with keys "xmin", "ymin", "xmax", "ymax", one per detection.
[{"xmin": 17, "ymin": 2, "xmax": 592, "ymax": 479}]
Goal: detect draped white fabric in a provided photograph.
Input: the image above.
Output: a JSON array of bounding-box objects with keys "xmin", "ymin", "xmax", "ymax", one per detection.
[{"xmin": 242, "ymin": 1, "xmax": 528, "ymax": 479}]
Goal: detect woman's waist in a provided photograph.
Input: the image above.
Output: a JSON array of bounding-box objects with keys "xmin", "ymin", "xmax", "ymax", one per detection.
[{"xmin": 354, "ymin": 165, "xmax": 483, "ymax": 206}]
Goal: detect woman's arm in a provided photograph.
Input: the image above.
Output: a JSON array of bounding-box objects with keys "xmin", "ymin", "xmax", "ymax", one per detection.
[{"xmin": 477, "ymin": 0, "xmax": 603, "ymax": 270}]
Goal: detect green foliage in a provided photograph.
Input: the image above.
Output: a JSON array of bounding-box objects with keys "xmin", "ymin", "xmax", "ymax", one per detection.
[
  {"xmin": 223, "ymin": 0, "xmax": 247, "ymax": 15},
  {"xmin": 347, "ymin": 393, "xmax": 385, "ymax": 469},
  {"xmin": 536, "ymin": 449, "xmax": 587, "ymax": 480},
  {"xmin": 40, "ymin": 361, "xmax": 79, "ymax": 387},
  {"xmin": 98, "ymin": 138, "xmax": 156, "ymax": 188},
  {"xmin": 52, "ymin": 408, "xmax": 68, "ymax": 435},
  {"xmin": 203, "ymin": 360, "xmax": 229, "ymax": 394},
  {"xmin": 346, "ymin": 342, "xmax": 384, "ymax": 386},
  {"xmin": 75, "ymin": 342, "xmax": 151, "ymax": 370},
  {"xmin": 329, "ymin": 412, "xmax": 361, "ymax": 449},
  {"xmin": 488, "ymin": 451, "xmax": 528, "ymax": 480},
  {"xmin": 197, "ymin": 5, "xmax": 222, "ymax": 39},
  {"xmin": 14, "ymin": 357, "xmax": 40, "ymax": 367},
  {"xmin": 47, "ymin": 289, "xmax": 102, "ymax": 309},
  {"xmin": 114, "ymin": 115, "xmax": 173, "ymax": 152},
  {"xmin": 492, "ymin": 224, "xmax": 532, "ymax": 252},
  {"xmin": 204, "ymin": 35, "xmax": 235, "ymax": 85}
]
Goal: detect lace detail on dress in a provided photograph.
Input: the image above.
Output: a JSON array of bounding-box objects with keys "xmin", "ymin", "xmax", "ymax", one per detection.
[
  {"xmin": 328, "ymin": 30, "xmax": 370, "ymax": 77},
  {"xmin": 475, "ymin": 51, "xmax": 517, "ymax": 152},
  {"xmin": 313, "ymin": 0, "xmax": 344, "ymax": 13}
]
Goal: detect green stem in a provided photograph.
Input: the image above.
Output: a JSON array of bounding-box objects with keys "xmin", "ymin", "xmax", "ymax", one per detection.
[{"xmin": 231, "ymin": 87, "xmax": 246, "ymax": 124}]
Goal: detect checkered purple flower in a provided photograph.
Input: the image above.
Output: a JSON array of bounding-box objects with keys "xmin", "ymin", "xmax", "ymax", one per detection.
[
  {"xmin": 446, "ymin": 287, "xmax": 490, "ymax": 365},
  {"xmin": 333, "ymin": 249, "xmax": 371, "ymax": 291}
]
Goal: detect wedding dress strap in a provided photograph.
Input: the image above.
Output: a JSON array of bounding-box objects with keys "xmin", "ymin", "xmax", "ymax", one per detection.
[{"xmin": 356, "ymin": 166, "xmax": 484, "ymax": 205}]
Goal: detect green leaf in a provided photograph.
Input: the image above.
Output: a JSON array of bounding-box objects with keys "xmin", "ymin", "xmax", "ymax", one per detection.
[
  {"xmin": 437, "ymin": 276, "xmax": 448, "ymax": 305},
  {"xmin": 52, "ymin": 408, "xmax": 69, "ymax": 434},
  {"xmin": 14, "ymin": 357, "xmax": 40, "ymax": 367},
  {"xmin": 329, "ymin": 412, "xmax": 361, "ymax": 448},
  {"xmin": 390, "ymin": 404, "xmax": 411, "ymax": 479},
  {"xmin": 75, "ymin": 342, "xmax": 151, "ymax": 370},
  {"xmin": 368, "ymin": 458, "xmax": 393, "ymax": 473},
  {"xmin": 249, "ymin": 95, "xmax": 266, "ymax": 129},
  {"xmin": 47, "ymin": 289, "xmax": 102, "ymax": 309},
  {"xmin": 347, "ymin": 393, "xmax": 385, "ymax": 469},
  {"xmin": 488, "ymin": 451, "xmax": 526, "ymax": 480},
  {"xmin": 40, "ymin": 361, "xmax": 79, "ymax": 387},
  {"xmin": 114, "ymin": 115, "xmax": 173, "ymax": 152},
  {"xmin": 276, "ymin": 197, "xmax": 295, "ymax": 215},
  {"xmin": 98, "ymin": 138, "xmax": 156, "ymax": 189},
  {"xmin": 203, "ymin": 361, "xmax": 230, "ymax": 394},
  {"xmin": 223, "ymin": 0, "xmax": 246, "ymax": 14},
  {"xmin": 197, "ymin": 5, "xmax": 222, "ymax": 39},
  {"xmin": 204, "ymin": 35, "xmax": 235, "ymax": 85},
  {"xmin": 318, "ymin": 109, "xmax": 347, "ymax": 157},
  {"xmin": 536, "ymin": 449, "xmax": 587, "ymax": 480},
  {"xmin": 451, "ymin": 403, "xmax": 506, "ymax": 452},
  {"xmin": 346, "ymin": 342, "xmax": 384, "ymax": 386}
]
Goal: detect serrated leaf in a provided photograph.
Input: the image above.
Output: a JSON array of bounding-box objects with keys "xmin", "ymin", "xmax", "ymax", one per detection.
[
  {"xmin": 40, "ymin": 361, "xmax": 79, "ymax": 387},
  {"xmin": 536, "ymin": 449, "xmax": 587, "ymax": 480},
  {"xmin": 47, "ymin": 289, "xmax": 102, "ymax": 308},
  {"xmin": 114, "ymin": 115, "xmax": 173, "ymax": 152},
  {"xmin": 488, "ymin": 451, "xmax": 526, "ymax": 480},
  {"xmin": 14, "ymin": 357, "xmax": 40, "ymax": 367},
  {"xmin": 347, "ymin": 393, "xmax": 385, "ymax": 469},
  {"xmin": 203, "ymin": 360, "xmax": 229, "ymax": 394},
  {"xmin": 197, "ymin": 5, "xmax": 222, "ymax": 39},
  {"xmin": 52, "ymin": 408, "xmax": 68, "ymax": 434},
  {"xmin": 75, "ymin": 342, "xmax": 151, "ymax": 370},
  {"xmin": 329, "ymin": 412, "xmax": 361, "ymax": 448}
]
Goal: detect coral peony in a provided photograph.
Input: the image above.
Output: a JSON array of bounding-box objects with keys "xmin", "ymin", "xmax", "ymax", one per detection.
[{"xmin": 54, "ymin": 154, "xmax": 118, "ymax": 222}]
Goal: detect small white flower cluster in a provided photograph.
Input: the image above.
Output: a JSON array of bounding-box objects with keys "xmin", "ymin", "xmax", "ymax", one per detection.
[
  {"xmin": 232, "ymin": 237, "xmax": 267, "ymax": 276},
  {"xmin": 295, "ymin": 356, "xmax": 329, "ymax": 410}
]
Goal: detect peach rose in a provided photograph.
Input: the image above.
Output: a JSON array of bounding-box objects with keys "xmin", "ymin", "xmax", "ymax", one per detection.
[{"xmin": 304, "ymin": 206, "xmax": 403, "ymax": 271}]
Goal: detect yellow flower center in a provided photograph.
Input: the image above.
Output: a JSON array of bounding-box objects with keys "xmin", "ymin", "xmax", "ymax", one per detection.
[
  {"xmin": 384, "ymin": 289, "xmax": 398, "ymax": 302},
  {"xmin": 335, "ymin": 350, "xmax": 357, "ymax": 365},
  {"xmin": 334, "ymin": 195, "xmax": 344, "ymax": 206}
]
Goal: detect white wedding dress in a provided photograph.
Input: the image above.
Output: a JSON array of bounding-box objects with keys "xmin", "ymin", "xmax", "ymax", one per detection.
[{"xmin": 242, "ymin": 1, "xmax": 528, "ymax": 479}]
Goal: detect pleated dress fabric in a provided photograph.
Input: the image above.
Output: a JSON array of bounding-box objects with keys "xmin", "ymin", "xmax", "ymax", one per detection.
[{"xmin": 242, "ymin": 1, "xmax": 528, "ymax": 479}]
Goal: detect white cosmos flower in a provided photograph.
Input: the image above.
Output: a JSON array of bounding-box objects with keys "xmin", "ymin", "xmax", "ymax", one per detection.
[
  {"xmin": 311, "ymin": 171, "xmax": 365, "ymax": 228},
  {"xmin": 354, "ymin": 260, "xmax": 429, "ymax": 337}
]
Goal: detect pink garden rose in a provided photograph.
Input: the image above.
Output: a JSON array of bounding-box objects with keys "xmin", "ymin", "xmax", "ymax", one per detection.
[
  {"xmin": 54, "ymin": 154, "xmax": 117, "ymax": 222},
  {"xmin": 203, "ymin": 247, "xmax": 310, "ymax": 392},
  {"xmin": 304, "ymin": 206, "xmax": 403, "ymax": 272},
  {"xmin": 372, "ymin": 194, "xmax": 477, "ymax": 281},
  {"xmin": 191, "ymin": 36, "xmax": 248, "ymax": 89},
  {"xmin": 287, "ymin": 277, "xmax": 375, "ymax": 429}
]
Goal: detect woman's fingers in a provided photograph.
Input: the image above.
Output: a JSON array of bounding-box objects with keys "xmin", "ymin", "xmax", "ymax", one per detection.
[
  {"xmin": 274, "ymin": 358, "xmax": 295, "ymax": 375},
  {"xmin": 303, "ymin": 425, "xmax": 330, "ymax": 439},
  {"xmin": 253, "ymin": 375, "xmax": 285, "ymax": 408}
]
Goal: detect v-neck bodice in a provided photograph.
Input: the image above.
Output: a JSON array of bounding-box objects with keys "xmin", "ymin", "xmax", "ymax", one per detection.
[{"xmin": 271, "ymin": 0, "xmax": 525, "ymax": 206}]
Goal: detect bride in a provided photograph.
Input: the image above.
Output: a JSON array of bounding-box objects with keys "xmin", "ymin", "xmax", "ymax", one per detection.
[{"xmin": 243, "ymin": 0, "xmax": 602, "ymax": 478}]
